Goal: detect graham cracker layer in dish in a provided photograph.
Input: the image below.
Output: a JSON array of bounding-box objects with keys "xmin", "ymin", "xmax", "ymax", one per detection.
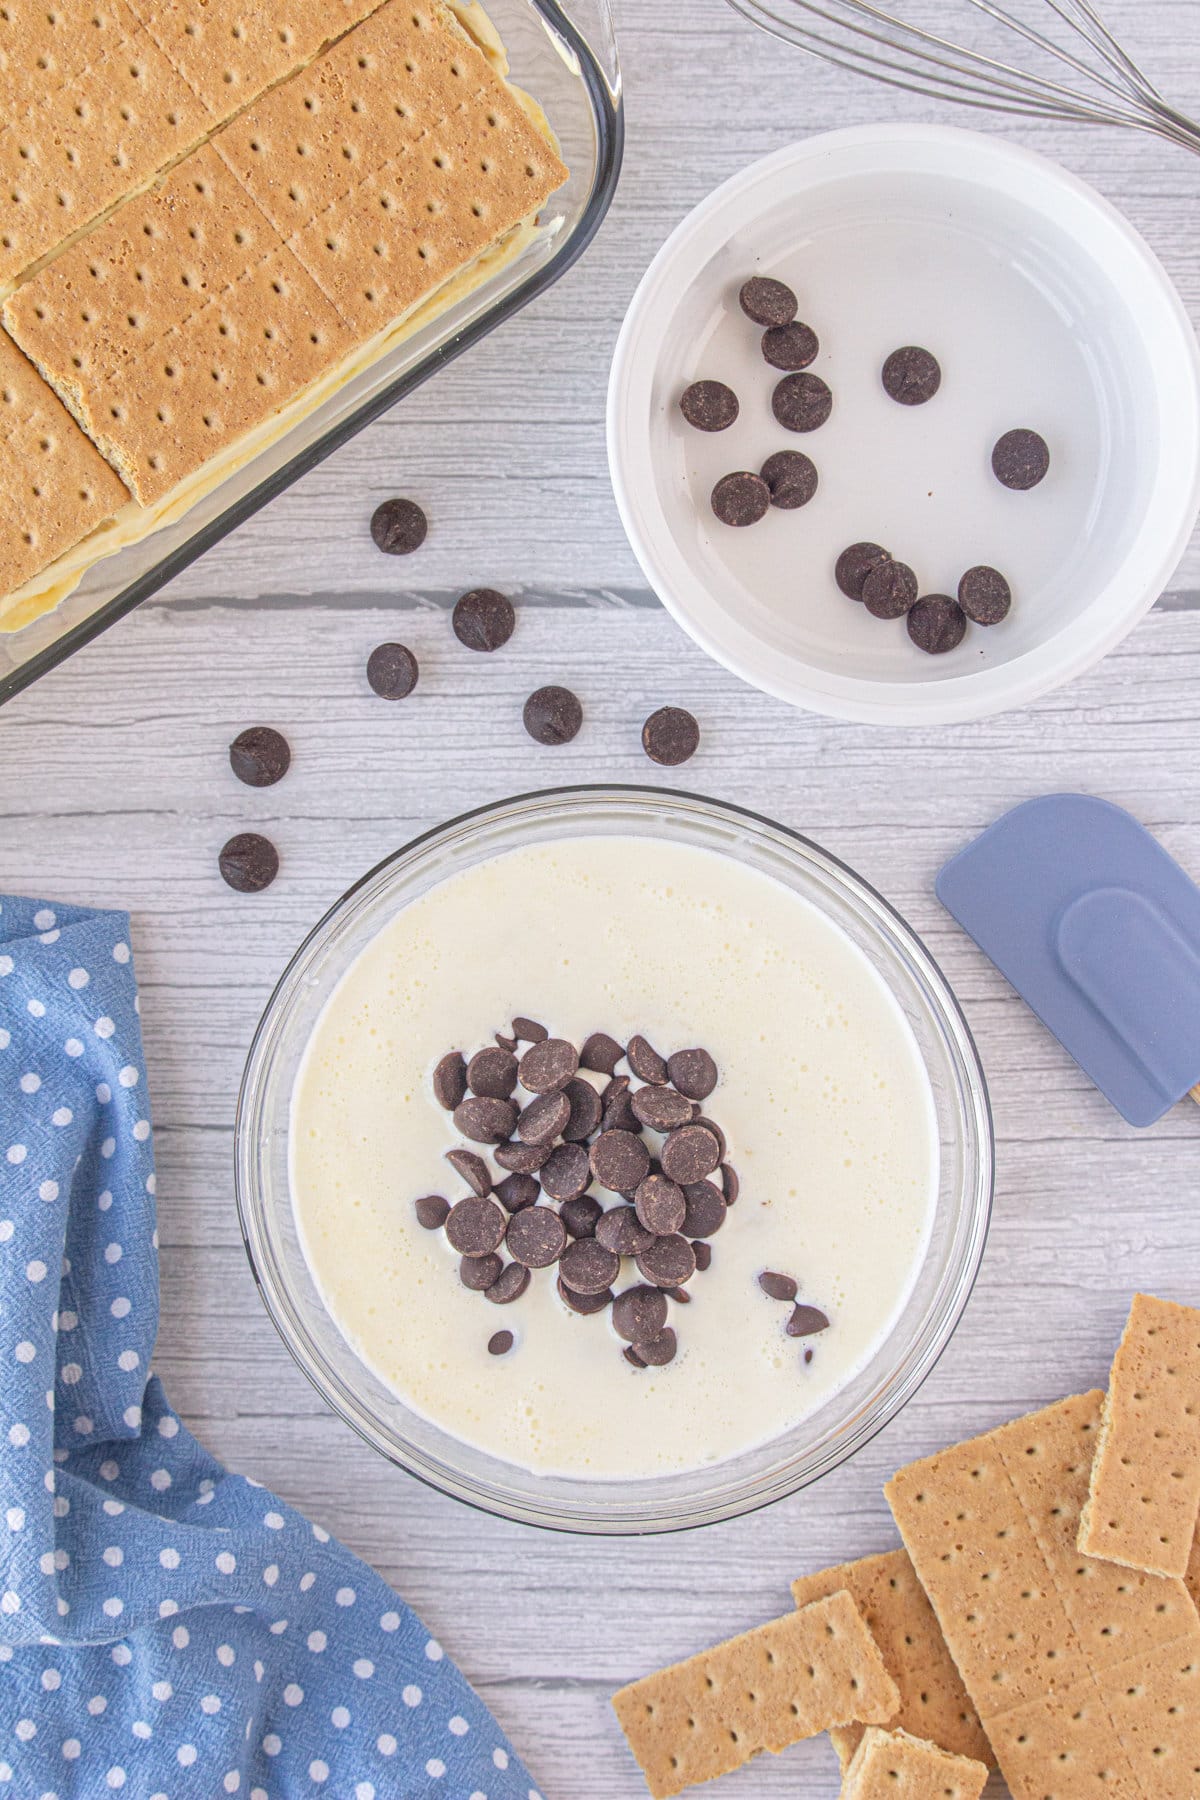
[
  {"xmin": 1079, "ymin": 1292, "xmax": 1200, "ymax": 1580},
  {"xmin": 791, "ymin": 1548, "xmax": 992, "ymax": 1770},
  {"xmin": 0, "ymin": 329, "xmax": 129, "ymax": 596},
  {"xmin": 886, "ymin": 1392, "xmax": 1200, "ymax": 1799},
  {"xmin": 840, "ymin": 1725, "xmax": 988, "ymax": 1800},
  {"xmin": 5, "ymin": 0, "xmax": 565, "ymax": 508},
  {"xmin": 611, "ymin": 1591, "xmax": 900, "ymax": 1799}
]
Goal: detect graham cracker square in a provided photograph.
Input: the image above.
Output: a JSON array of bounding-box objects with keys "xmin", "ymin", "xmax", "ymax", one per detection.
[
  {"xmin": 840, "ymin": 1725, "xmax": 989, "ymax": 1800},
  {"xmin": 791, "ymin": 1548, "xmax": 991, "ymax": 1770},
  {"xmin": 611, "ymin": 1591, "xmax": 899, "ymax": 1800},
  {"xmin": 1080, "ymin": 1293, "xmax": 1200, "ymax": 1580}
]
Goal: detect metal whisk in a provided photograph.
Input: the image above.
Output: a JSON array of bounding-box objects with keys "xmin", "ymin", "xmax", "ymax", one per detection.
[{"xmin": 724, "ymin": 0, "xmax": 1200, "ymax": 155}]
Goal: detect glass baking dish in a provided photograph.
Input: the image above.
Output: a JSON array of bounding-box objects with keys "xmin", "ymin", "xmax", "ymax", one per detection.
[{"xmin": 0, "ymin": 0, "xmax": 622, "ymax": 707}]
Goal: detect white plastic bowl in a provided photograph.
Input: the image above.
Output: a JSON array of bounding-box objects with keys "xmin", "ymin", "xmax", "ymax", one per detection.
[{"xmin": 608, "ymin": 125, "xmax": 1200, "ymax": 725}]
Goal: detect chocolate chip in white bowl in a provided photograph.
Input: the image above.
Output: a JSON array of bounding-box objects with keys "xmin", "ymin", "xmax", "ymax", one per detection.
[
  {"xmin": 560, "ymin": 1195, "xmax": 603, "ymax": 1239},
  {"xmin": 957, "ymin": 564, "xmax": 1011, "ymax": 626},
  {"xmin": 432, "ymin": 1051, "xmax": 467, "ymax": 1112},
  {"xmin": 631, "ymin": 1086, "xmax": 693, "ymax": 1133},
  {"xmin": 594, "ymin": 1205, "xmax": 654, "ymax": 1258},
  {"xmin": 414, "ymin": 1194, "xmax": 450, "ymax": 1231},
  {"xmin": 453, "ymin": 1095, "xmax": 517, "ymax": 1145},
  {"xmin": 581, "ymin": 1032, "xmax": 623, "ymax": 1075},
  {"xmin": 660, "ymin": 1124, "xmax": 720, "ymax": 1185},
  {"xmin": 680, "ymin": 1179, "xmax": 726, "ymax": 1238},
  {"xmin": 679, "ymin": 380, "xmax": 739, "ymax": 433},
  {"xmin": 494, "ymin": 1172, "xmax": 539, "ymax": 1214},
  {"xmin": 486, "ymin": 1262, "xmax": 531, "ymax": 1305},
  {"xmin": 635, "ymin": 1327, "xmax": 678, "ymax": 1367},
  {"xmin": 512, "ymin": 1017, "xmax": 548, "ymax": 1044},
  {"xmin": 711, "ymin": 471, "xmax": 770, "ymax": 528},
  {"xmin": 590, "ymin": 1129, "xmax": 651, "ymax": 1194},
  {"xmin": 666, "ymin": 1048, "xmax": 718, "ymax": 1101},
  {"xmin": 467, "ymin": 1045, "xmax": 518, "ymax": 1100},
  {"xmin": 557, "ymin": 1274, "xmax": 613, "ymax": 1315},
  {"xmin": 636, "ymin": 1235, "xmax": 697, "ymax": 1289},
  {"xmin": 561, "ymin": 1077, "xmax": 602, "ymax": 1142},
  {"xmin": 460, "ymin": 1253, "xmax": 503, "ymax": 1292},
  {"xmin": 445, "ymin": 1197, "xmax": 507, "ymax": 1257},
  {"xmin": 772, "ymin": 371, "xmax": 833, "ymax": 433},
  {"xmin": 516, "ymin": 1090, "xmax": 572, "ymax": 1146},
  {"xmin": 634, "ymin": 1172, "xmax": 687, "ymax": 1237},
  {"xmin": 862, "ymin": 559, "xmax": 918, "ymax": 621},
  {"xmin": 495, "ymin": 1139, "xmax": 552, "ymax": 1174},
  {"xmin": 992, "ymin": 427, "xmax": 1049, "ymax": 490},
  {"xmin": 907, "ymin": 594, "xmax": 967, "ymax": 655},
  {"xmin": 693, "ymin": 1241, "xmax": 713, "ymax": 1273},
  {"xmin": 519, "ymin": 1036, "xmax": 579, "ymax": 1094},
  {"xmin": 835, "ymin": 541, "xmax": 891, "ymax": 602},
  {"xmin": 739, "ymin": 276, "xmax": 797, "ymax": 328},
  {"xmin": 761, "ymin": 320, "xmax": 819, "ymax": 372},
  {"xmin": 611, "ymin": 1284, "xmax": 668, "ymax": 1344},
  {"xmin": 626, "ymin": 1035, "xmax": 667, "ymax": 1084},
  {"xmin": 445, "ymin": 1149, "xmax": 492, "ymax": 1198},
  {"xmin": 760, "ymin": 450, "xmax": 817, "ymax": 511},
  {"xmin": 759, "ymin": 1270, "xmax": 798, "ymax": 1303},
  {"xmin": 505, "ymin": 1205, "xmax": 567, "ymax": 1269},
  {"xmin": 559, "ymin": 1237, "xmax": 620, "ymax": 1296},
  {"xmin": 881, "ymin": 345, "xmax": 941, "ymax": 406},
  {"xmin": 786, "ymin": 1303, "xmax": 831, "ymax": 1337},
  {"xmin": 488, "ymin": 1329, "xmax": 515, "ymax": 1356},
  {"xmin": 539, "ymin": 1142, "xmax": 592, "ymax": 1203}
]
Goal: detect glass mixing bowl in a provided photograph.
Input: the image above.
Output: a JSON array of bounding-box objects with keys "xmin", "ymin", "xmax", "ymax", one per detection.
[{"xmin": 235, "ymin": 787, "xmax": 992, "ymax": 1533}]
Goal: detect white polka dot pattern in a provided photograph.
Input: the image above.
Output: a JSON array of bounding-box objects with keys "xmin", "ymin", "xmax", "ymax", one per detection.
[{"xmin": 0, "ymin": 896, "xmax": 537, "ymax": 1798}]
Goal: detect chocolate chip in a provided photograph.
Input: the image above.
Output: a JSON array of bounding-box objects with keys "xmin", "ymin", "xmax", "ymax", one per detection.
[
  {"xmin": 488, "ymin": 1330, "xmax": 514, "ymax": 1356},
  {"xmin": 366, "ymin": 642, "xmax": 419, "ymax": 700},
  {"xmin": 762, "ymin": 321, "xmax": 818, "ymax": 371},
  {"xmin": 595, "ymin": 1205, "xmax": 654, "ymax": 1258},
  {"xmin": 739, "ymin": 276, "xmax": 797, "ymax": 328},
  {"xmin": 636, "ymin": 1235, "xmax": 697, "ymax": 1288},
  {"xmin": 557, "ymin": 1274, "xmax": 613, "ymax": 1314},
  {"xmin": 559, "ymin": 1237, "xmax": 620, "ymax": 1295},
  {"xmin": 660, "ymin": 1124, "xmax": 720, "ymax": 1185},
  {"xmin": 519, "ymin": 1037, "xmax": 578, "ymax": 1094},
  {"xmin": 908, "ymin": 595, "xmax": 967, "ymax": 655},
  {"xmin": 602, "ymin": 1073, "xmax": 630, "ymax": 1104},
  {"xmin": 862, "ymin": 559, "xmax": 918, "ymax": 620},
  {"xmin": 453, "ymin": 1096, "xmax": 517, "ymax": 1144},
  {"xmin": 666, "ymin": 1286, "xmax": 692, "ymax": 1304},
  {"xmin": 561, "ymin": 1078, "xmax": 603, "ymax": 1142},
  {"xmin": 624, "ymin": 1346, "xmax": 647, "ymax": 1368},
  {"xmin": 445, "ymin": 1197, "xmax": 507, "ymax": 1256},
  {"xmin": 835, "ymin": 542, "xmax": 890, "ymax": 601},
  {"xmin": 590, "ymin": 1129, "xmax": 651, "ymax": 1194},
  {"xmin": 804, "ymin": 1347, "xmax": 814, "ymax": 1364},
  {"xmin": 635, "ymin": 1327, "xmax": 678, "ymax": 1367},
  {"xmin": 505, "ymin": 1205, "xmax": 566, "ymax": 1269},
  {"xmin": 516, "ymin": 1090, "xmax": 572, "ymax": 1145},
  {"xmin": 786, "ymin": 1303, "xmax": 831, "ymax": 1337},
  {"xmin": 992, "ymin": 428, "xmax": 1049, "ymax": 490},
  {"xmin": 229, "ymin": 726, "xmax": 290, "ymax": 788},
  {"xmin": 720, "ymin": 1163, "xmax": 739, "ymax": 1206},
  {"xmin": 666, "ymin": 1048, "xmax": 718, "ymax": 1101},
  {"xmin": 495, "ymin": 1032, "xmax": 517, "ymax": 1053},
  {"xmin": 540, "ymin": 1141, "xmax": 591, "ymax": 1203},
  {"xmin": 711, "ymin": 471, "xmax": 770, "ymax": 528},
  {"xmin": 433, "ymin": 1051, "xmax": 467, "ymax": 1112},
  {"xmin": 680, "ymin": 380, "xmax": 739, "ymax": 432},
  {"xmin": 612, "ymin": 1284, "xmax": 668, "ymax": 1344},
  {"xmin": 460, "ymin": 1253, "xmax": 503, "ymax": 1291},
  {"xmin": 453, "ymin": 588, "xmax": 515, "ymax": 653},
  {"xmin": 445, "ymin": 1149, "xmax": 492, "ymax": 1197},
  {"xmin": 486, "ymin": 1262, "xmax": 531, "ymax": 1305},
  {"xmin": 581, "ymin": 1032, "xmax": 623, "ymax": 1075},
  {"xmin": 218, "ymin": 832, "xmax": 278, "ymax": 894},
  {"xmin": 958, "ymin": 564, "xmax": 1012, "ymax": 626},
  {"xmin": 772, "ymin": 372, "xmax": 832, "ymax": 433},
  {"xmin": 761, "ymin": 450, "xmax": 817, "ymax": 510},
  {"xmin": 467, "ymin": 1046, "xmax": 518, "ymax": 1100},
  {"xmin": 414, "ymin": 1194, "xmax": 450, "ymax": 1231},
  {"xmin": 370, "ymin": 496, "xmax": 427, "ymax": 555},
  {"xmin": 634, "ymin": 1173, "xmax": 687, "ymax": 1236},
  {"xmin": 495, "ymin": 1139, "xmax": 551, "ymax": 1174},
  {"xmin": 523, "ymin": 685, "xmax": 582, "ymax": 745},
  {"xmin": 603, "ymin": 1088, "xmax": 641, "ymax": 1135},
  {"xmin": 512, "ymin": 1017, "xmax": 548, "ymax": 1043},
  {"xmin": 681, "ymin": 1180, "xmax": 726, "ymax": 1238},
  {"xmin": 881, "ymin": 346, "xmax": 941, "ymax": 405},
  {"xmin": 759, "ymin": 1270, "xmax": 797, "ymax": 1302},
  {"xmin": 627, "ymin": 1036, "xmax": 667, "ymax": 1084},
  {"xmin": 641, "ymin": 704, "xmax": 701, "ymax": 768},
  {"xmin": 631, "ymin": 1086, "xmax": 693, "ymax": 1132},
  {"xmin": 693, "ymin": 1115, "xmax": 727, "ymax": 1160},
  {"xmin": 693, "ymin": 1240, "xmax": 713, "ymax": 1272},
  {"xmin": 560, "ymin": 1195, "xmax": 603, "ymax": 1239},
  {"xmin": 494, "ymin": 1172, "xmax": 539, "ymax": 1213}
]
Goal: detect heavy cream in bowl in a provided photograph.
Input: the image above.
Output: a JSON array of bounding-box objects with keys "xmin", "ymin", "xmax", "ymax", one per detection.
[{"xmin": 289, "ymin": 833, "xmax": 939, "ymax": 1482}]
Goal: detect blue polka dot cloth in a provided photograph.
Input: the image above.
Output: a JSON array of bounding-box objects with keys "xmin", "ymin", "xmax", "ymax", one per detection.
[{"xmin": 0, "ymin": 896, "xmax": 544, "ymax": 1800}]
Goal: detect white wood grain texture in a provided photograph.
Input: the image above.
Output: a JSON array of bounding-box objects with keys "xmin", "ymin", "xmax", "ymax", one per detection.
[{"xmin": 5, "ymin": 594, "xmax": 1200, "ymax": 1798}]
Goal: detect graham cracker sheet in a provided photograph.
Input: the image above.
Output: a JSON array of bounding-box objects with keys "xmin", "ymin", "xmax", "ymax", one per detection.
[
  {"xmin": 0, "ymin": 328, "xmax": 129, "ymax": 595},
  {"xmin": 886, "ymin": 1391, "xmax": 1200, "ymax": 1798},
  {"xmin": 840, "ymin": 1725, "xmax": 989, "ymax": 1800},
  {"xmin": 1079, "ymin": 1293, "xmax": 1200, "ymax": 1579},
  {"xmin": 791, "ymin": 1548, "xmax": 992, "ymax": 1770},
  {"xmin": 611, "ymin": 1590, "xmax": 900, "ymax": 1800}
]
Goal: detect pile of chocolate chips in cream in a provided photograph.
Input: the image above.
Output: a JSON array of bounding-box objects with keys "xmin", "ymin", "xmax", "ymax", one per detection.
[{"xmin": 414, "ymin": 1019, "xmax": 740, "ymax": 1368}]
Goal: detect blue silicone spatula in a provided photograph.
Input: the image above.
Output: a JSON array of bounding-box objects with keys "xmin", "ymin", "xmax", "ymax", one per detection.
[{"xmin": 936, "ymin": 794, "xmax": 1200, "ymax": 1128}]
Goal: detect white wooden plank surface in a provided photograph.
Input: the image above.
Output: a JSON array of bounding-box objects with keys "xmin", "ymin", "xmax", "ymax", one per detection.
[{"xmin": 3, "ymin": 1, "xmax": 1200, "ymax": 1796}]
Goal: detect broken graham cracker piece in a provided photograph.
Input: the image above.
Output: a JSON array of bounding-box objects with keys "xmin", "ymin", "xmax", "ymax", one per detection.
[
  {"xmin": 1079, "ymin": 1293, "xmax": 1200, "ymax": 1580},
  {"xmin": 0, "ymin": 329, "xmax": 129, "ymax": 596},
  {"xmin": 886, "ymin": 1391, "xmax": 1200, "ymax": 1799},
  {"xmin": 792, "ymin": 1549, "xmax": 992, "ymax": 1771},
  {"xmin": 840, "ymin": 1725, "xmax": 988, "ymax": 1800},
  {"xmin": 611, "ymin": 1591, "xmax": 899, "ymax": 1800}
]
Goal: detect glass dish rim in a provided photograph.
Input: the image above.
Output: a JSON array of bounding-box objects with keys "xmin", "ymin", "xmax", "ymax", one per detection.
[
  {"xmin": 234, "ymin": 783, "xmax": 995, "ymax": 1535},
  {"xmin": 0, "ymin": 0, "xmax": 624, "ymax": 708}
]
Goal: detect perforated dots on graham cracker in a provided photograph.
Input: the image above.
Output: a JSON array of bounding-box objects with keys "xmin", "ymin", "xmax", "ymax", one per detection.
[
  {"xmin": 0, "ymin": 328, "xmax": 128, "ymax": 595},
  {"xmin": 611, "ymin": 1591, "xmax": 899, "ymax": 1799},
  {"xmin": 791, "ymin": 1548, "xmax": 991, "ymax": 1771},
  {"xmin": 841, "ymin": 1725, "xmax": 989, "ymax": 1800},
  {"xmin": 1080, "ymin": 1294, "xmax": 1200, "ymax": 1581}
]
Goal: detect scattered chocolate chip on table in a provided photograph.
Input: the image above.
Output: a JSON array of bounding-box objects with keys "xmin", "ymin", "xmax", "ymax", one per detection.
[
  {"xmin": 958, "ymin": 564, "xmax": 1012, "ymax": 625},
  {"xmin": 642, "ymin": 706, "xmax": 700, "ymax": 767},
  {"xmin": 908, "ymin": 594, "xmax": 968, "ymax": 655},
  {"xmin": 772, "ymin": 371, "xmax": 834, "ymax": 433},
  {"xmin": 366, "ymin": 642, "xmax": 419, "ymax": 701},
  {"xmin": 370, "ymin": 496, "xmax": 428, "ymax": 555},
  {"xmin": 862, "ymin": 558, "xmax": 919, "ymax": 620},
  {"xmin": 881, "ymin": 345, "xmax": 942, "ymax": 405},
  {"xmin": 711, "ymin": 470, "xmax": 771, "ymax": 527},
  {"xmin": 218, "ymin": 832, "xmax": 279, "ymax": 894},
  {"xmin": 452, "ymin": 588, "xmax": 516, "ymax": 652},
  {"xmin": 679, "ymin": 380, "xmax": 740, "ymax": 432},
  {"xmin": 992, "ymin": 426, "xmax": 1050, "ymax": 490},
  {"xmin": 760, "ymin": 450, "xmax": 818, "ymax": 510},
  {"xmin": 761, "ymin": 320, "xmax": 819, "ymax": 372},
  {"xmin": 836, "ymin": 541, "xmax": 891, "ymax": 601},
  {"xmin": 523, "ymin": 685, "xmax": 583, "ymax": 746},
  {"xmin": 229, "ymin": 726, "xmax": 290, "ymax": 789},
  {"xmin": 738, "ymin": 275, "xmax": 798, "ymax": 328}
]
